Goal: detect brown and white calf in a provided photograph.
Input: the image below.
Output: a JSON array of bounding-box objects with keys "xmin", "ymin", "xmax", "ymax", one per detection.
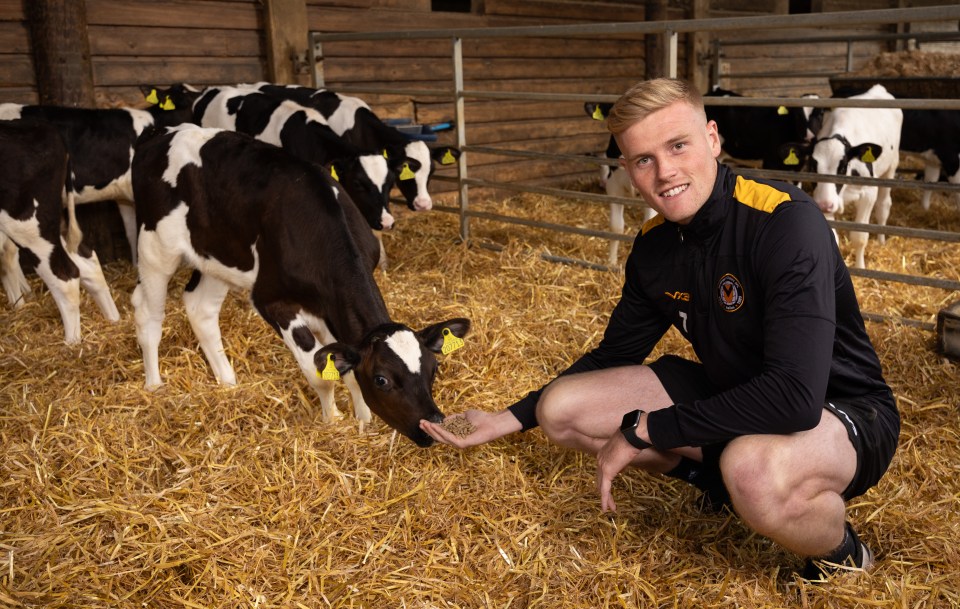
[
  {"xmin": 0, "ymin": 120, "xmax": 119, "ymax": 343},
  {"xmin": 130, "ymin": 124, "xmax": 470, "ymax": 446}
]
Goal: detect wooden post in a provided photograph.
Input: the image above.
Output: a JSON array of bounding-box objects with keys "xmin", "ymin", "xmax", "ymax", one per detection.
[
  {"xmin": 26, "ymin": 0, "xmax": 128, "ymax": 263},
  {"xmin": 686, "ymin": 0, "xmax": 710, "ymax": 93},
  {"xmin": 25, "ymin": 0, "xmax": 95, "ymax": 106},
  {"xmin": 264, "ymin": 0, "xmax": 309, "ymax": 85},
  {"xmin": 644, "ymin": 0, "xmax": 669, "ymax": 78}
]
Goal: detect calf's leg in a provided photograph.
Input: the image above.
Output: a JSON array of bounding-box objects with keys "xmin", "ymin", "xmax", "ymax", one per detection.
[
  {"xmin": 0, "ymin": 234, "xmax": 30, "ymax": 308},
  {"xmin": 182, "ymin": 271, "xmax": 236, "ymax": 386},
  {"xmin": 132, "ymin": 233, "xmax": 181, "ymax": 389}
]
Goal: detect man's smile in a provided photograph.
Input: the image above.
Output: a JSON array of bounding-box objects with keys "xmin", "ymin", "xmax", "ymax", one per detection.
[{"xmin": 660, "ymin": 184, "xmax": 689, "ymax": 198}]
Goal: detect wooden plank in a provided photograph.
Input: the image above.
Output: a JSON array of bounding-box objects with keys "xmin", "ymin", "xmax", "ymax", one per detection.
[
  {"xmin": 484, "ymin": 0, "xmax": 652, "ymax": 22},
  {"xmin": 0, "ymin": 22, "xmax": 29, "ymax": 53},
  {"xmin": 0, "ymin": 0, "xmax": 25, "ymax": 20},
  {"xmin": 85, "ymin": 0, "xmax": 261, "ymax": 29},
  {"xmin": 415, "ymin": 99, "xmax": 595, "ymax": 124},
  {"xmin": 0, "ymin": 56, "xmax": 34, "ymax": 88},
  {"xmin": 88, "ymin": 25, "xmax": 262, "ymax": 57},
  {"xmin": 0, "ymin": 86, "xmax": 38, "ymax": 104},
  {"xmin": 319, "ymin": 37, "xmax": 644, "ymax": 60},
  {"xmin": 306, "ymin": 0, "xmax": 375, "ymax": 7},
  {"xmin": 322, "ymin": 56, "xmax": 644, "ymax": 83},
  {"xmin": 325, "ymin": 76, "xmax": 640, "ymax": 96},
  {"xmin": 92, "ymin": 57, "xmax": 265, "ymax": 87}
]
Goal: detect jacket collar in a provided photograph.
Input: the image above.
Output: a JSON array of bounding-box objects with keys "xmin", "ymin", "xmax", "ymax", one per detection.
[{"xmin": 675, "ymin": 162, "xmax": 733, "ymax": 243}]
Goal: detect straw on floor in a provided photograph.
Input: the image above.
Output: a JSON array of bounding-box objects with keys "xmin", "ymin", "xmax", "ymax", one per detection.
[{"xmin": 1, "ymin": 181, "xmax": 958, "ymax": 608}]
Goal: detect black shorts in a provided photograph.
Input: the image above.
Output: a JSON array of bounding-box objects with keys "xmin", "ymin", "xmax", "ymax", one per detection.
[{"xmin": 648, "ymin": 354, "xmax": 900, "ymax": 501}]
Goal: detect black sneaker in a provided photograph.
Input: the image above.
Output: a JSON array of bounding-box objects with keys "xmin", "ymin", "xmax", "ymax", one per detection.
[{"xmin": 801, "ymin": 525, "xmax": 876, "ymax": 582}]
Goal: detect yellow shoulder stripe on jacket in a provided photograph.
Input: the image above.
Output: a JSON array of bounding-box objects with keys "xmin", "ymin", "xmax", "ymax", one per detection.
[
  {"xmin": 734, "ymin": 175, "xmax": 791, "ymax": 213},
  {"xmin": 640, "ymin": 213, "xmax": 665, "ymax": 236}
]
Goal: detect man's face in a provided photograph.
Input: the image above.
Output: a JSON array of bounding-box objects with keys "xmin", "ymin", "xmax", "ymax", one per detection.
[{"xmin": 617, "ymin": 100, "xmax": 722, "ymax": 225}]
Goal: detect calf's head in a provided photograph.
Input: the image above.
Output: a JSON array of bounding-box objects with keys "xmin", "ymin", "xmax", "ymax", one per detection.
[
  {"xmin": 317, "ymin": 318, "xmax": 471, "ymax": 447},
  {"xmin": 807, "ymin": 135, "xmax": 883, "ymax": 214}
]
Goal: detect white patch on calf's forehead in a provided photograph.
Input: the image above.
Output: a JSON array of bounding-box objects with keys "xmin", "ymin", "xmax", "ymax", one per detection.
[
  {"xmin": 385, "ymin": 330, "xmax": 422, "ymax": 375},
  {"xmin": 405, "ymin": 141, "xmax": 433, "ymax": 204},
  {"xmin": 360, "ymin": 154, "xmax": 390, "ymax": 191},
  {"xmin": 163, "ymin": 128, "xmax": 218, "ymax": 187}
]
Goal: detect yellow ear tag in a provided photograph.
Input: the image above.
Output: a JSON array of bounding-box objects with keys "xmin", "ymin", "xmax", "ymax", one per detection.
[
  {"xmin": 145, "ymin": 89, "xmax": 159, "ymax": 104},
  {"xmin": 777, "ymin": 105, "xmax": 788, "ymax": 115},
  {"xmin": 861, "ymin": 147, "xmax": 876, "ymax": 163},
  {"xmin": 160, "ymin": 96, "xmax": 176, "ymax": 111},
  {"xmin": 330, "ymin": 165, "xmax": 339, "ymax": 181},
  {"xmin": 382, "ymin": 149, "xmax": 389, "ymax": 159},
  {"xmin": 399, "ymin": 163, "xmax": 416, "ymax": 181},
  {"xmin": 784, "ymin": 148, "xmax": 800, "ymax": 166},
  {"xmin": 441, "ymin": 150, "xmax": 457, "ymax": 165},
  {"xmin": 319, "ymin": 353, "xmax": 340, "ymax": 381},
  {"xmin": 441, "ymin": 328, "xmax": 464, "ymax": 355},
  {"xmin": 592, "ymin": 106, "xmax": 605, "ymax": 120}
]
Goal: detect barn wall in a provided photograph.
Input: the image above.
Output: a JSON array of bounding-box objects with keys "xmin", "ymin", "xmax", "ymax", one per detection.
[
  {"xmin": 307, "ymin": 0, "xmax": 691, "ymax": 188},
  {"xmin": 1, "ymin": 0, "xmax": 955, "ymax": 194}
]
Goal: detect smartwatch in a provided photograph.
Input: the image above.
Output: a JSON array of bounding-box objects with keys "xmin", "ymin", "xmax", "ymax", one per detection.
[{"xmin": 620, "ymin": 409, "xmax": 653, "ymax": 450}]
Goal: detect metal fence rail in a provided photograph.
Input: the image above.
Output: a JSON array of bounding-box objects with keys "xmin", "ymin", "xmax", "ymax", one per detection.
[{"xmin": 312, "ymin": 5, "xmax": 960, "ymax": 330}]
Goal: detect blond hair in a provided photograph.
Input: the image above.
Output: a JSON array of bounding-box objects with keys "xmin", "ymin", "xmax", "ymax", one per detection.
[{"xmin": 606, "ymin": 78, "xmax": 706, "ymax": 136}]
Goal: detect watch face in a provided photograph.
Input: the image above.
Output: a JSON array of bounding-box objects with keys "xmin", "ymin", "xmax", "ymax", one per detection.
[{"xmin": 621, "ymin": 409, "xmax": 641, "ymax": 430}]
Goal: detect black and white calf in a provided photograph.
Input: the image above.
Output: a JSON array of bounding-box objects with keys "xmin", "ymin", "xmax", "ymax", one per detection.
[
  {"xmin": 798, "ymin": 84, "xmax": 902, "ymax": 269},
  {"xmin": 900, "ymin": 109, "xmax": 960, "ymax": 210},
  {"xmin": 246, "ymin": 82, "xmax": 461, "ymax": 212},
  {"xmin": 192, "ymin": 85, "xmax": 396, "ymax": 232},
  {"xmin": 0, "ymin": 84, "xmax": 203, "ymax": 265},
  {"xmin": 130, "ymin": 125, "xmax": 470, "ymax": 446},
  {"xmin": 702, "ymin": 87, "xmax": 819, "ymax": 171},
  {"xmin": 0, "ymin": 120, "xmax": 119, "ymax": 343},
  {"xmin": 584, "ymin": 103, "xmax": 656, "ymax": 266}
]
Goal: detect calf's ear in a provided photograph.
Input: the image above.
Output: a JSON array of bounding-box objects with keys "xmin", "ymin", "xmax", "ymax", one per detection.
[
  {"xmin": 315, "ymin": 344, "xmax": 361, "ymax": 379},
  {"xmin": 418, "ymin": 318, "xmax": 471, "ymax": 355},
  {"xmin": 431, "ymin": 146, "xmax": 461, "ymax": 166},
  {"xmin": 778, "ymin": 142, "xmax": 809, "ymax": 167},
  {"xmin": 849, "ymin": 142, "xmax": 882, "ymax": 164}
]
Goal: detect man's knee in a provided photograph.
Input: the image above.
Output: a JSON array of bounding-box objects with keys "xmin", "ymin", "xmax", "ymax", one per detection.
[
  {"xmin": 535, "ymin": 378, "xmax": 579, "ymax": 441},
  {"xmin": 720, "ymin": 439, "xmax": 793, "ymax": 526}
]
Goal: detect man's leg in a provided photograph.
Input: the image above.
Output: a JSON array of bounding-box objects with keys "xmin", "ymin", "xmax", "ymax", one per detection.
[
  {"xmin": 535, "ymin": 365, "xmax": 701, "ymax": 473},
  {"xmin": 719, "ymin": 409, "xmax": 859, "ymax": 559}
]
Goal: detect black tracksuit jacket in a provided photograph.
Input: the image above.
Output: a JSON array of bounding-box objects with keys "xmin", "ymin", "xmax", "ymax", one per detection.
[{"xmin": 508, "ymin": 163, "xmax": 895, "ymax": 449}]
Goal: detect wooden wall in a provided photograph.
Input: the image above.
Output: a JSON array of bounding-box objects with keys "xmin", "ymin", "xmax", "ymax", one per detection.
[{"xmin": 1, "ymin": 0, "xmax": 955, "ymax": 213}]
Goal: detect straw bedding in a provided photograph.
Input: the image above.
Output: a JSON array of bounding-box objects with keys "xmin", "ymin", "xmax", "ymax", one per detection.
[{"xmin": 1, "ymin": 180, "xmax": 958, "ymax": 608}]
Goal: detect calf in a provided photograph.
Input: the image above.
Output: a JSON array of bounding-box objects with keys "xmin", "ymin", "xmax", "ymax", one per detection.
[
  {"xmin": 584, "ymin": 103, "xmax": 656, "ymax": 266},
  {"xmin": 801, "ymin": 84, "xmax": 902, "ymax": 269},
  {"xmin": 130, "ymin": 124, "xmax": 470, "ymax": 446},
  {"xmin": 247, "ymin": 82, "xmax": 460, "ymax": 212},
  {"xmin": 0, "ymin": 120, "xmax": 119, "ymax": 342},
  {"xmin": 900, "ymin": 109, "xmax": 960, "ymax": 210},
  {"xmin": 0, "ymin": 85, "xmax": 201, "ymax": 265},
  {"xmin": 192, "ymin": 85, "xmax": 396, "ymax": 232},
  {"xmin": 703, "ymin": 87, "xmax": 819, "ymax": 171}
]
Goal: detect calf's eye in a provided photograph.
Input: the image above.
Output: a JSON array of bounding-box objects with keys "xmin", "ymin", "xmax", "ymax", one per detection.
[{"xmin": 374, "ymin": 375, "xmax": 390, "ymax": 389}]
